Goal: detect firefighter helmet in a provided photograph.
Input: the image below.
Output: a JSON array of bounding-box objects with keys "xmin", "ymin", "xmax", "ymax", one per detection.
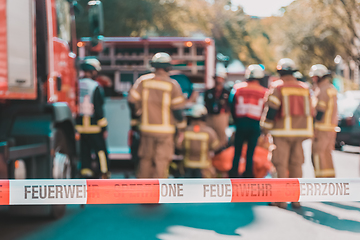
[
  {"xmin": 81, "ymin": 58, "xmax": 102, "ymax": 72},
  {"xmin": 215, "ymin": 70, "xmax": 227, "ymax": 79},
  {"xmin": 276, "ymin": 58, "xmax": 297, "ymax": 72},
  {"xmin": 150, "ymin": 52, "xmax": 172, "ymax": 69},
  {"xmin": 245, "ymin": 64, "xmax": 265, "ymax": 80},
  {"xmin": 293, "ymin": 71, "xmax": 303, "ymax": 80},
  {"xmin": 309, "ymin": 64, "xmax": 331, "ymax": 78},
  {"xmin": 188, "ymin": 104, "xmax": 208, "ymax": 118}
]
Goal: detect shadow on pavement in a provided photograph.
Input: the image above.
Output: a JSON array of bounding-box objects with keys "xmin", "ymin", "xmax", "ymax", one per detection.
[{"xmin": 291, "ymin": 202, "xmax": 360, "ymax": 233}]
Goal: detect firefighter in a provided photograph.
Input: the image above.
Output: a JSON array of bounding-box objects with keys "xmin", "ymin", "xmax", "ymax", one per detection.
[
  {"xmin": 309, "ymin": 64, "xmax": 337, "ymax": 178},
  {"xmin": 176, "ymin": 104, "xmax": 221, "ymax": 178},
  {"xmin": 128, "ymin": 52, "xmax": 186, "ymax": 178},
  {"xmin": 76, "ymin": 58, "xmax": 110, "ymax": 179},
  {"xmin": 261, "ymin": 58, "xmax": 314, "ymax": 209},
  {"xmin": 204, "ymin": 71, "xmax": 231, "ymax": 147},
  {"xmin": 228, "ymin": 64, "xmax": 268, "ymax": 178}
]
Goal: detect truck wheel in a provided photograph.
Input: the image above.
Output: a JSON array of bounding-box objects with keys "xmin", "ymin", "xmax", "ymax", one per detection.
[{"xmin": 50, "ymin": 129, "xmax": 72, "ymax": 219}]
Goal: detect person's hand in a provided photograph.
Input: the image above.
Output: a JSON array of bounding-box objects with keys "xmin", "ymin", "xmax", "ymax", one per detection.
[{"xmin": 103, "ymin": 130, "xmax": 108, "ymax": 139}]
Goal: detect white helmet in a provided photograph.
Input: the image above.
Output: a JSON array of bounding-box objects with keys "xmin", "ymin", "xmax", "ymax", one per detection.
[
  {"xmin": 215, "ymin": 70, "xmax": 227, "ymax": 79},
  {"xmin": 245, "ymin": 64, "xmax": 265, "ymax": 80},
  {"xmin": 188, "ymin": 104, "xmax": 208, "ymax": 118},
  {"xmin": 276, "ymin": 58, "xmax": 297, "ymax": 72},
  {"xmin": 293, "ymin": 71, "xmax": 303, "ymax": 80},
  {"xmin": 309, "ymin": 64, "xmax": 330, "ymax": 78},
  {"xmin": 151, "ymin": 52, "xmax": 172, "ymax": 68},
  {"xmin": 81, "ymin": 58, "xmax": 101, "ymax": 71}
]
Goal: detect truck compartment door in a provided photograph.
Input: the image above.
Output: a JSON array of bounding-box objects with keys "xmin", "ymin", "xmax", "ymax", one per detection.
[{"xmin": 0, "ymin": 0, "xmax": 37, "ymax": 99}]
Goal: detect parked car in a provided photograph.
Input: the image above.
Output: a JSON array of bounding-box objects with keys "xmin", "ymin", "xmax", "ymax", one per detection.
[{"xmin": 336, "ymin": 96, "xmax": 360, "ymax": 149}]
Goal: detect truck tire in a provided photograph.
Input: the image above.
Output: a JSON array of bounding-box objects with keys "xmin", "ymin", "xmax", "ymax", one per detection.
[{"xmin": 50, "ymin": 129, "xmax": 72, "ymax": 219}]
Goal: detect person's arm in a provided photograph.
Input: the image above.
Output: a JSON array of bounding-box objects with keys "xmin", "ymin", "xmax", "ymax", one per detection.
[
  {"xmin": 229, "ymin": 87, "xmax": 237, "ymax": 121},
  {"xmin": 93, "ymin": 86, "xmax": 108, "ymax": 137},
  {"xmin": 260, "ymin": 88, "xmax": 281, "ymax": 133}
]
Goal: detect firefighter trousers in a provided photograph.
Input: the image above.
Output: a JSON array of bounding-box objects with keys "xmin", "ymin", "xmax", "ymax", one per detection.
[
  {"xmin": 229, "ymin": 118, "xmax": 261, "ymax": 178},
  {"xmin": 312, "ymin": 130, "xmax": 336, "ymax": 178},
  {"xmin": 206, "ymin": 113, "xmax": 229, "ymax": 147},
  {"xmin": 80, "ymin": 133, "xmax": 109, "ymax": 176},
  {"xmin": 137, "ymin": 134, "xmax": 174, "ymax": 178},
  {"xmin": 272, "ymin": 137, "xmax": 305, "ymax": 178}
]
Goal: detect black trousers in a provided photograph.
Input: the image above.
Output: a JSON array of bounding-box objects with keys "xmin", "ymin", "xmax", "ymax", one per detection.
[
  {"xmin": 80, "ymin": 133, "xmax": 109, "ymax": 175},
  {"xmin": 229, "ymin": 118, "xmax": 261, "ymax": 178}
]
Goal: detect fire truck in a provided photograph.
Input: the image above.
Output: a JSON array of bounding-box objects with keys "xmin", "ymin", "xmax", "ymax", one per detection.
[
  {"xmin": 78, "ymin": 37, "xmax": 216, "ymax": 160},
  {"xmin": 0, "ymin": 0, "xmax": 103, "ymax": 218}
]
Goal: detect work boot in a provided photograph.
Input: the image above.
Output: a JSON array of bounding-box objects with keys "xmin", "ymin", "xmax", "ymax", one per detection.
[
  {"xmin": 291, "ymin": 202, "xmax": 301, "ymax": 209},
  {"xmin": 268, "ymin": 202, "xmax": 287, "ymax": 209},
  {"xmin": 101, "ymin": 171, "xmax": 111, "ymax": 179}
]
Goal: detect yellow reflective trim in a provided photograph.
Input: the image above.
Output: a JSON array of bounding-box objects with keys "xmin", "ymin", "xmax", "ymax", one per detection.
[
  {"xmin": 176, "ymin": 120, "xmax": 187, "ymax": 129},
  {"xmin": 281, "ymin": 87, "xmax": 309, "ymax": 96},
  {"xmin": 317, "ymin": 101, "xmax": 326, "ymax": 108},
  {"xmin": 327, "ymin": 88, "xmax": 337, "ymax": 97},
  {"xmin": 76, "ymin": 125, "xmax": 101, "ymax": 134},
  {"xmin": 142, "ymin": 89, "xmax": 149, "ymax": 125},
  {"xmin": 324, "ymin": 94, "xmax": 334, "ymax": 126},
  {"xmin": 314, "ymin": 123, "xmax": 337, "ymax": 131},
  {"xmin": 171, "ymin": 96, "xmax": 185, "ymax": 105},
  {"xmin": 283, "ymin": 95, "xmax": 290, "ymax": 116},
  {"xmin": 315, "ymin": 168, "xmax": 335, "ymax": 178},
  {"xmin": 83, "ymin": 116, "xmax": 91, "ymax": 127},
  {"xmin": 261, "ymin": 121, "xmax": 274, "ymax": 129},
  {"xmin": 270, "ymin": 116, "xmax": 313, "ymax": 137},
  {"xmin": 304, "ymin": 96, "xmax": 310, "ymax": 116},
  {"xmin": 184, "ymin": 159, "xmax": 211, "ymax": 169},
  {"xmin": 162, "ymin": 92, "xmax": 171, "ymax": 125},
  {"xmin": 130, "ymin": 119, "xmax": 140, "ymax": 126},
  {"xmin": 200, "ymin": 140, "xmax": 208, "ymax": 165},
  {"xmin": 313, "ymin": 154, "xmax": 321, "ymax": 172},
  {"xmin": 81, "ymin": 168, "xmax": 94, "ymax": 177},
  {"xmin": 143, "ymin": 80, "xmax": 172, "ymax": 92},
  {"xmin": 140, "ymin": 124, "xmax": 176, "ymax": 134},
  {"xmin": 130, "ymin": 89, "xmax": 141, "ymax": 100},
  {"xmin": 211, "ymin": 139, "xmax": 220, "ymax": 150},
  {"xmin": 97, "ymin": 118, "xmax": 108, "ymax": 127},
  {"xmin": 268, "ymin": 95, "xmax": 281, "ymax": 106},
  {"xmin": 184, "ymin": 131, "xmax": 209, "ymax": 141},
  {"xmin": 98, "ymin": 150, "xmax": 108, "ymax": 173}
]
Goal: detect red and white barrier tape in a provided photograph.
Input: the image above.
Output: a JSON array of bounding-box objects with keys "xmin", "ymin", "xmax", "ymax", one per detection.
[{"xmin": 0, "ymin": 178, "xmax": 359, "ymax": 205}]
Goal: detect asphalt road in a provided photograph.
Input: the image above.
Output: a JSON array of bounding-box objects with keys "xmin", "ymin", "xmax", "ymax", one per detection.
[{"xmin": 1, "ymin": 139, "xmax": 360, "ymax": 240}]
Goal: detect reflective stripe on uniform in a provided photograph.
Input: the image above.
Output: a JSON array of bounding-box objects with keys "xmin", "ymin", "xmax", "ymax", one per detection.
[
  {"xmin": 281, "ymin": 87, "xmax": 309, "ymax": 96},
  {"xmin": 130, "ymin": 119, "xmax": 140, "ymax": 126},
  {"xmin": 315, "ymin": 168, "xmax": 336, "ymax": 178},
  {"xmin": 317, "ymin": 100, "xmax": 326, "ymax": 108},
  {"xmin": 98, "ymin": 150, "xmax": 108, "ymax": 173},
  {"xmin": 261, "ymin": 121, "xmax": 274, "ymax": 129},
  {"xmin": 268, "ymin": 95, "xmax": 281, "ymax": 106},
  {"xmin": 76, "ymin": 116, "xmax": 102, "ymax": 134},
  {"xmin": 130, "ymin": 89, "xmax": 141, "ymax": 100},
  {"xmin": 176, "ymin": 120, "xmax": 187, "ymax": 129},
  {"xmin": 314, "ymin": 123, "xmax": 337, "ymax": 131},
  {"xmin": 171, "ymin": 96, "xmax": 185, "ymax": 105},
  {"xmin": 211, "ymin": 139, "xmax": 220, "ymax": 150},
  {"xmin": 143, "ymin": 80, "xmax": 172, "ymax": 92},
  {"xmin": 162, "ymin": 92, "xmax": 171, "ymax": 125},
  {"xmin": 97, "ymin": 118, "xmax": 108, "ymax": 127},
  {"xmin": 140, "ymin": 124, "xmax": 176, "ymax": 134},
  {"xmin": 270, "ymin": 116, "xmax": 313, "ymax": 137}
]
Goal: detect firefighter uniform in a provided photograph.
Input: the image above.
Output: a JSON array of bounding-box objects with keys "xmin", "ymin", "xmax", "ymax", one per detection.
[
  {"xmin": 178, "ymin": 104, "xmax": 221, "ymax": 178},
  {"xmin": 128, "ymin": 71, "xmax": 186, "ymax": 178},
  {"xmin": 310, "ymin": 64, "xmax": 338, "ymax": 178},
  {"xmin": 229, "ymin": 64, "xmax": 268, "ymax": 178},
  {"xmin": 76, "ymin": 78, "xmax": 109, "ymax": 178},
  {"xmin": 204, "ymin": 87, "xmax": 230, "ymax": 147}
]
